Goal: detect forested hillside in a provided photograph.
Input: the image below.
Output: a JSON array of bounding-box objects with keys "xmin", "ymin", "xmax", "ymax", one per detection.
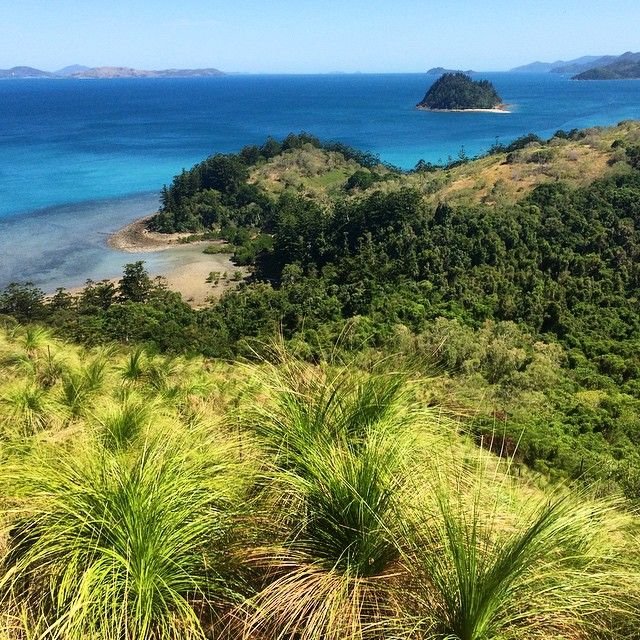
[{"xmin": 3, "ymin": 123, "xmax": 640, "ymax": 490}]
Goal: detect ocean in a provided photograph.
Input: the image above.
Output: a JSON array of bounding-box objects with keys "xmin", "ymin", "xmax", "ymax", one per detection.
[{"xmin": 1, "ymin": 72, "xmax": 640, "ymax": 290}]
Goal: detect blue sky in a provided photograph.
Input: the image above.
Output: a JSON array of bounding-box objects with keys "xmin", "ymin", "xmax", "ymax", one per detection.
[{"xmin": 2, "ymin": 0, "xmax": 639, "ymax": 73}]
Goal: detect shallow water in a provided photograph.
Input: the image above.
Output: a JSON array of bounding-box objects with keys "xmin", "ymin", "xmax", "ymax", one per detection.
[
  {"xmin": 1, "ymin": 73, "xmax": 640, "ymax": 289},
  {"xmin": 0, "ymin": 192, "xmax": 161, "ymax": 289}
]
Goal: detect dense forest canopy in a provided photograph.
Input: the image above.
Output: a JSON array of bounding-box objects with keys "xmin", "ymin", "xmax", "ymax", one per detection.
[
  {"xmin": 417, "ymin": 72, "xmax": 503, "ymax": 110},
  {"xmin": 150, "ymin": 132, "xmax": 383, "ymax": 234}
]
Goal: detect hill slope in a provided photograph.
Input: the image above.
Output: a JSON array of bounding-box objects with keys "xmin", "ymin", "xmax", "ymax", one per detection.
[
  {"xmin": 4, "ymin": 123, "xmax": 640, "ymax": 493},
  {"xmin": 574, "ymin": 52, "xmax": 640, "ymax": 79}
]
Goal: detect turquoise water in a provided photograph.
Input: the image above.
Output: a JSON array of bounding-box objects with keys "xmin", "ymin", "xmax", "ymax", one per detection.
[{"xmin": 1, "ymin": 73, "xmax": 640, "ymax": 289}]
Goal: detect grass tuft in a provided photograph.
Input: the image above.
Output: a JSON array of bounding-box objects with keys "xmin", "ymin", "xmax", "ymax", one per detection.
[{"xmin": 0, "ymin": 425, "xmax": 247, "ymax": 639}]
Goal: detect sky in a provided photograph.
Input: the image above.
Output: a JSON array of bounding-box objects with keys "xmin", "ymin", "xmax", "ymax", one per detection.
[{"xmin": 2, "ymin": 0, "xmax": 639, "ymax": 73}]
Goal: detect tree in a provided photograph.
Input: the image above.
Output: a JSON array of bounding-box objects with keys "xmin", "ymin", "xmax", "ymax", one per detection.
[
  {"xmin": 79, "ymin": 279, "xmax": 117, "ymax": 311},
  {"xmin": 200, "ymin": 154, "xmax": 249, "ymax": 194},
  {"xmin": 0, "ymin": 282, "xmax": 46, "ymax": 323},
  {"xmin": 118, "ymin": 262, "xmax": 153, "ymax": 303},
  {"xmin": 626, "ymin": 144, "xmax": 640, "ymax": 170}
]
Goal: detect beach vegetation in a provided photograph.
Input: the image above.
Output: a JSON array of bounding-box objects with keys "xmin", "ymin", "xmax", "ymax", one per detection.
[
  {"xmin": 0, "ymin": 282, "xmax": 46, "ymax": 323},
  {"xmin": 118, "ymin": 260, "xmax": 153, "ymax": 303}
]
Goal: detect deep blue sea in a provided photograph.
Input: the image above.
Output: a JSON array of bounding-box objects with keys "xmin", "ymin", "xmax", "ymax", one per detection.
[{"xmin": 1, "ymin": 73, "xmax": 640, "ymax": 290}]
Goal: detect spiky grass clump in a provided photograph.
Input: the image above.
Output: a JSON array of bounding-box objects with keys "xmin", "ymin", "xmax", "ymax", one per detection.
[
  {"xmin": 240, "ymin": 356, "xmax": 436, "ymax": 640},
  {"xmin": 0, "ymin": 425, "xmax": 247, "ymax": 639},
  {"xmin": 245, "ymin": 354, "xmax": 425, "ymax": 470},
  {"xmin": 58, "ymin": 356, "xmax": 109, "ymax": 419},
  {"xmin": 94, "ymin": 392, "xmax": 157, "ymax": 452},
  {"xmin": 120, "ymin": 345, "xmax": 149, "ymax": 385},
  {"xmin": 0, "ymin": 383, "xmax": 59, "ymax": 437},
  {"xmin": 408, "ymin": 460, "xmax": 640, "ymax": 640},
  {"xmin": 244, "ymin": 434, "xmax": 412, "ymax": 640},
  {"xmin": 0, "ymin": 326, "xmax": 65, "ymax": 388}
]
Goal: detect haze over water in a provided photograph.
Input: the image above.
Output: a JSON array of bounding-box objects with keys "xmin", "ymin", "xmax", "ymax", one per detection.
[{"xmin": 2, "ymin": 72, "xmax": 640, "ymax": 289}]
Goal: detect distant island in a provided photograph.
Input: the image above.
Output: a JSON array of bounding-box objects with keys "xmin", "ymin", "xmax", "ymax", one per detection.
[
  {"xmin": 0, "ymin": 65, "xmax": 225, "ymax": 79},
  {"xmin": 510, "ymin": 55, "xmax": 608, "ymax": 74},
  {"xmin": 573, "ymin": 54, "xmax": 640, "ymax": 80},
  {"xmin": 0, "ymin": 66, "xmax": 56, "ymax": 79},
  {"xmin": 72, "ymin": 67, "xmax": 225, "ymax": 79},
  {"xmin": 511, "ymin": 51, "xmax": 640, "ymax": 78},
  {"xmin": 417, "ymin": 72, "xmax": 506, "ymax": 112},
  {"xmin": 426, "ymin": 67, "xmax": 475, "ymax": 75}
]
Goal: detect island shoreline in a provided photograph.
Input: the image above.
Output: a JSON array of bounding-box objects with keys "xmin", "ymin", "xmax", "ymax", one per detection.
[
  {"xmin": 107, "ymin": 214, "xmax": 197, "ymax": 252},
  {"xmin": 416, "ymin": 103, "xmax": 511, "ymax": 113}
]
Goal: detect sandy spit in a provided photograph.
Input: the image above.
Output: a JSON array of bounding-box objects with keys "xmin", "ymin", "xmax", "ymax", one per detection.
[
  {"xmin": 107, "ymin": 215, "xmax": 195, "ymax": 252},
  {"xmin": 416, "ymin": 104, "xmax": 511, "ymax": 113},
  {"xmin": 103, "ymin": 216, "xmax": 247, "ymax": 308}
]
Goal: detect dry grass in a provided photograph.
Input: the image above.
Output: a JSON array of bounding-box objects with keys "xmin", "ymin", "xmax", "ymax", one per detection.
[
  {"xmin": 394, "ymin": 120, "xmax": 640, "ymax": 208},
  {"xmin": 249, "ymin": 145, "xmax": 362, "ymax": 198}
]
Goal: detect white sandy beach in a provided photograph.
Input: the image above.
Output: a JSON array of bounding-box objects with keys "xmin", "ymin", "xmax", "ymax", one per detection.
[{"xmin": 416, "ymin": 105, "xmax": 511, "ymax": 113}]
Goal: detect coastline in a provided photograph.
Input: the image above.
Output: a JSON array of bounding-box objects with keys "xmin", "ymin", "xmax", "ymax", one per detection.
[
  {"xmin": 107, "ymin": 215, "xmax": 195, "ymax": 252},
  {"xmin": 103, "ymin": 215, "xmax": 246, "ymax": 308},
  {"xmin": 416, "ymin": 104, "xmax": 511, "ymax": 113}
]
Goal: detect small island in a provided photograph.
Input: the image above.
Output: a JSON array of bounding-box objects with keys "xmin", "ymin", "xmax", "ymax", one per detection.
[
  {"xmin": 426, "ymin": 66, "xmax": 475, "ymax": 75},
  {"xmin": 417, "ymin": 72, "xmax": 507, "ymax": 112}
]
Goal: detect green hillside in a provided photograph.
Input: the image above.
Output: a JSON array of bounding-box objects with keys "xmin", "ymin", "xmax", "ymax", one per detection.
[
  {"xmin": 573, "ymin": 52, "xmax": 640, "ymax": 79},
  {"xmin": 575, "ymin": 60, "xmax": 640, "ymax": 79},
  {"xmin": 3, "ymin": 124, "xmax": 640, "ymax": 488},
  {"xmin": 2, "ymin": 123, "xmax": 640, "ymax": 636}
]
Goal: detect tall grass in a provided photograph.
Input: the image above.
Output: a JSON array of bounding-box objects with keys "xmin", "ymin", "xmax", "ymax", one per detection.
[
  {"xmin": 0, "ymin": 423, "xmax": 248, "ymax": 639},
  {"xmin": 240, "ymin": 356, "xmax": 433, "ymax": 640},
  {"xmin": 15, "ymin": 326, "xmax": 56, "ymax": 359},
  {"xmin": 58, "ymin": 356, "xmax": 108, "ymax": 419},
  {"xmin": 0, "ymin": 383, "xmax": 58, "ymax": 436},
  {"xmin": 0, "ymin": 326, "xmax": 63, "ymax": 387},
  {"xmin": 0, "ymin": 333, "xmax": 638, "ymax": 639},
  {"xmin": 120, "ymin": 346, "xmax": 148, "ymax": 384},
  {"xmin": 408, "ymin": 459, "xmax": 640, "ymax": 640},
  {"xmin": 245, "ymin": 353, "xmax": 423, "ymax": 471},
  {"xmin": 95, "ymin": 393, "xmax": 156, "ymax": 451},
  {"xmin": 244, "ymin": 435, "xmax": 412, "ymax": 640}
]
